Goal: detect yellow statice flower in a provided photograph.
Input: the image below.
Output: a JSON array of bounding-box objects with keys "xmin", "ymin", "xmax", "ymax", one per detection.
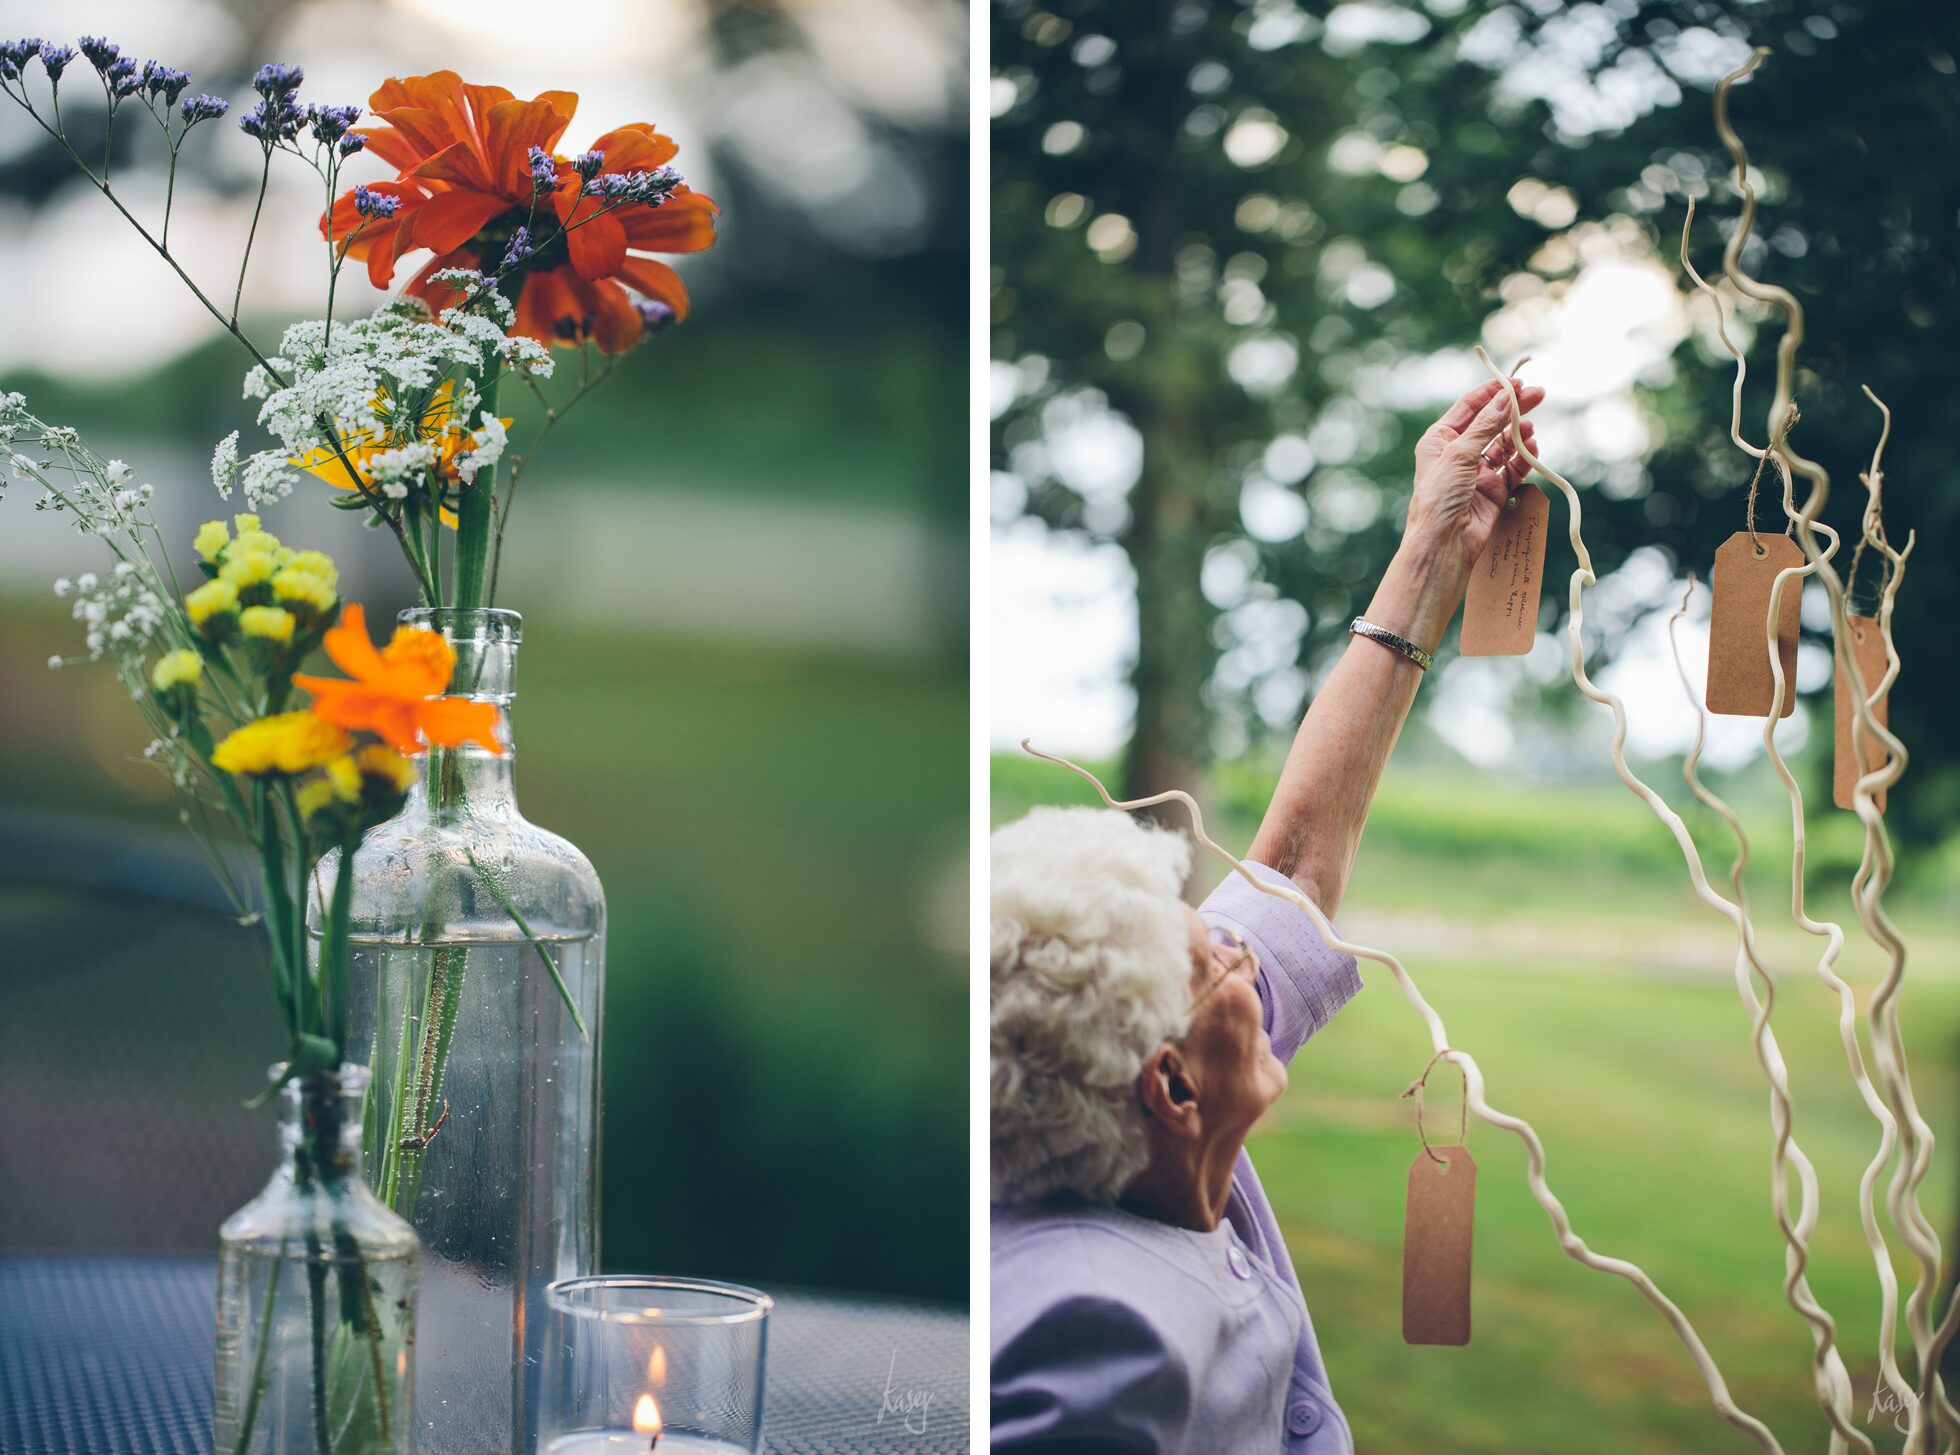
[
  {"xmin": 150, "ymin": 649, "xmax": 204, "ymax": 693},
  {"xmin": 193, "ymin": 520, "xmax": 231, "ymax": 562},
  {"xmin": 212, "ymin": 712, "xmax": 351, "ymax": 776},
  {"xmin": 185, "ymin": 578, "xmax": 240, "ymax": 628},
  {"xmin": 273, "ymin": 568, "xmax": 337, "ymax": 615},
  {"xmin": 287, "ymin": 550, "xmax": 339, "ymax": 591},
  {"xmin": 357, "ymin": 744, "xmax": 416, "ymax": 794},
  {"xmin": 220, "ymin": 551, "xmax": 277, "ymax": 590},
  {"xmin": 295, "ymin": 778, "xmax": 336, "ymax": 823},
  {"xmin": 239, "ymin": 605, "xmax": 296, "ymax": 644},
  {"xmin": 324, "ymin": 754, "xmax": 363, "ymax": 803},
  {"xmin": 233, "ymin": 513, "xmax": 261, "ymax": 533}
]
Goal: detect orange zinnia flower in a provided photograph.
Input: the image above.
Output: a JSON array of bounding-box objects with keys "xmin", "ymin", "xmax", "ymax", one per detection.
[
  {"xmin": 323, "ymin": 71, "xmax": 718, "ymax": 353},
  {"xmin": 295, "ymin": 604, "xmax": 504, "ymax": 755}
]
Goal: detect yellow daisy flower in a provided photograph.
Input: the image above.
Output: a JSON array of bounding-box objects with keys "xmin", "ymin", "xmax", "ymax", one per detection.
[
  {"xmin": 185, "ymin": 578, "xmax": 240, "ymax": 628},
  {"xmin": 150, "ymin": 649, "xmax": 204, "ymax": 693},
  {"xmin": 193, "ymin": 520, "xmax": 231, "ymax": 563},
  {"xmin": 211, "ymin": 712, "xmax": 351, "ymax": 776},
  {"xmin": 239, "ymin": 605, "xmax": 296, "ymax": 644}
]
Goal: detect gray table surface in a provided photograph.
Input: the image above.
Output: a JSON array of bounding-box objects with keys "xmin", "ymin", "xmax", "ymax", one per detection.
[{"xmin": 0, "ymin": 1256, "xmax": 968, "ymax": 1455}]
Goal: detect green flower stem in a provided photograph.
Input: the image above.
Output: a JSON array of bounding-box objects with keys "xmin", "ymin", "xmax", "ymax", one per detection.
[
  {"xmin": 394, "ymin": 942, "xmax": 466, "ymax": 1222},
  {"xmin": 451, "ymin": 368, "xmax": 499, "ymax": 610},
  {"xmin": 254, "ymin": 783, "xmax": 299, "ymax": 1039},
  {"xmin": 465, "ymin": 847, "xmax": 587, "ymax": 1039},
  {"xmin": 322, "ymin": 849, "xmax": 356, "ymax": 1064},
  {"xmin": 230, "ymin": 1237, "xmax": 287, "ymax": 1455}
]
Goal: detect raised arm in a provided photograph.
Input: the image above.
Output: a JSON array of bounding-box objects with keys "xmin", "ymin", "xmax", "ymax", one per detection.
[{"xmin": 1246, "ymin": 377, "xmax": 1544, "ymax": 916}]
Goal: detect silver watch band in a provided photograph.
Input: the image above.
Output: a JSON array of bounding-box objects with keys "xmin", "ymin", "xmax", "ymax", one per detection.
[{"xmin": 1349, "ymin": 616, "xmax": 1433, "ymax": 672}]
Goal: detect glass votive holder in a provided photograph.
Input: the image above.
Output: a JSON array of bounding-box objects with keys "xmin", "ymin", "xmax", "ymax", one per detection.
[{"xmin": 539, "ymin": 1276, "xmax": 772, "ymax": 1455}]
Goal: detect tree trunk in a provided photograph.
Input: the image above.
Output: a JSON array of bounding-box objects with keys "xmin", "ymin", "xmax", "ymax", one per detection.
[{"xmin": 1124, "ymin": 406, "xmax": 1214, "ymax": 865}]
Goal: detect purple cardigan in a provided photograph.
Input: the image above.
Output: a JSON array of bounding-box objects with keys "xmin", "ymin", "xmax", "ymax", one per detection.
[{"xmin": 992, "ymin": 860, "xmax": 1365, "ymax": 1453}]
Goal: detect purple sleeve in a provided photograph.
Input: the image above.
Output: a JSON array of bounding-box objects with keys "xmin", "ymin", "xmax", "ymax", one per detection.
[
  {"xmin": 1198, "ymin": 860, "xmax": 1362, "ymax": 1064},
  {"xmin": 991, "ymin": 1293, "xmax": 1190, "ymax": 1452}
]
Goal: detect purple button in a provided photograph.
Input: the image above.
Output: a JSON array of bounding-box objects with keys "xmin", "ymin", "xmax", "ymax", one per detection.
[
  {"xmin": 1287, "ymin": 1398, "xmax": 1322, "ymax": 1435},
  {"xmin": 1226, "ymin": 1244, "xmax": 1251, "ymax": 1279}
]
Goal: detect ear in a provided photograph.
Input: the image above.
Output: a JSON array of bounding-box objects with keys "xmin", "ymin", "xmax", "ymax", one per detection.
[{"xmin": 1137, "ymin": 1043, "xmax": 1202, "ymax": 1141}]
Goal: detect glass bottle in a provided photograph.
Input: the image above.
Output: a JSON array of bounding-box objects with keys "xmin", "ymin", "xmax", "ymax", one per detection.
[
  {"xmin": 216, "ymin": 1066, "xmax": 418, "ymax": 1455},
  {"xmin": 328, "ymin": 608, "xmax": 606, "ymax": 1455}
]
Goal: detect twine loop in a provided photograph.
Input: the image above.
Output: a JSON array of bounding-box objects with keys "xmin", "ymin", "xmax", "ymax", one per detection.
[{"xmin": 1402, "ymin": 1048, "xmax": 1469, "ymax": 1166}]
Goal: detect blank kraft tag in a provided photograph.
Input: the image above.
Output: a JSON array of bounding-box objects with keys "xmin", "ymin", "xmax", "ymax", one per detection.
[
  {"xmin": 1461, "ymin": 484, "xmax": 1549, "ymax": 657},
  {"xmin": 1402, "ymin": 1148, "xmax": 1476, "ymax": 1346},
  {"xmin": 1706, "ymin": 532, "xmax": 1803, "ymax": 717},
  {"xmin": 1833, "ymin": 616, "xmax": 1891, "ymax": 812}
]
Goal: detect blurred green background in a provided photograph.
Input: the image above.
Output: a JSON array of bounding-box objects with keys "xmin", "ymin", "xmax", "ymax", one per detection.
[
  {"xmin": 992, "ymin": 0, "xmax": 1960, "ymax": 1447},
  {"xmin": 0, "ymin": 0, "xmax": 968, "ymax": 1305}
]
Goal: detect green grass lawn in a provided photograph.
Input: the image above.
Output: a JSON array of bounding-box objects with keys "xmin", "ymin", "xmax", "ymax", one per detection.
[{"xmin": 994, "ymin": 749, "xmax": 1960, "ymax": 1452}]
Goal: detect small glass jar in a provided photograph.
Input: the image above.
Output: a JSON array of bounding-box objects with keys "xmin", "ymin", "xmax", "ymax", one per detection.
[
  {"xmin": 215, "ymin": 1066, "xmax": 418, "ymax": 1455},
  {"xmin": 538, "ymin": 1276, "xmax": 772, "ymax": 1455}
]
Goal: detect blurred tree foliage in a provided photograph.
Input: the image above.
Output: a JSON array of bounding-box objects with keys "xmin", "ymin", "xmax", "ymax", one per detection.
[{"xmin": 991, "ymin": 0, "xmax": 1957, "ymax": 851}]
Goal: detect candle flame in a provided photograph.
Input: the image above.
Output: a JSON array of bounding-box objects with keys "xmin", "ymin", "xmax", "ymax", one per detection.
[
  {"xmin": 646, "ymin": 1345, "xmax": 668, "ymax": 1384},
  {"xmin": 632, "ymin": 1394, "xmax": 662, "ymax": 1435}
]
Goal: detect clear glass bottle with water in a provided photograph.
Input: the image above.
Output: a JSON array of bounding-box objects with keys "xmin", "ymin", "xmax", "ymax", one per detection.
[
  {"xmin": 216, "ymin": 1066, "xmax": 418, "ymax": 1455},
  {"xmin": 321, "ymin": 607, "xmax": 606, "ymax": 1455}
]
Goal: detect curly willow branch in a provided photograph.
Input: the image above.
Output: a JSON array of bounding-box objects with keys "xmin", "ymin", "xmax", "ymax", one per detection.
[
  {"xmin": 1709, "ymin": 48, "xmax": 1951, "ymax": 1452},
  {"xmin": 1669, "ymin": 568, "xmax": 1913, "ymax": 1434},
  {"xmin": 1471, "ymin": 345, "xmax": 1863, "ymax": 1453},
  {"xmin": 1685, "ymin": 139, "xmax": 1920, "ymax": 1427},
  {"xmin": 1018, "ymin": 738, "xmax": 1788, "ymax": 1454}
]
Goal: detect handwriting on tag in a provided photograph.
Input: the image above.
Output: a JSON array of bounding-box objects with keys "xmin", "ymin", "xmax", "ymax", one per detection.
[
  {"xmin": 1403, "ymin": 1147, "xmax": 1476, "ymax": 1346},
  {"xmin": 1833, "ymin": 615, "xmax": 1891, "ymax": 812},
  {"xmin": 1706, "ymin": 532, "xmax": 1803, "ymax": 717},
  {"xmin": 1461, "ymin": 485, "xmax": 1549, "ymax": 657}
]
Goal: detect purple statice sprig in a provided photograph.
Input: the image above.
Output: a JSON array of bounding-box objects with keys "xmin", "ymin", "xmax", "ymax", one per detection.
[
  {"xmin": 527, "ymin": 144, "xmax": 558, "ymax": 196},
  {"xmin": 502, "ymin": 226, "xmax": 533, "ymax": 268},
  {"xmin": 37, "ymin": 43, "xmax": 75, "ymax": 81},
  {"xmin": 572, "ymin": 149, "xmax": 605, "ymax": 181},
  {"xmin": 105, "ymin": 56, "xmax": 142, "ymax": 99},
  {"xmin": 634, "ymin": 299, "xmax": 677, "ymax": 335},
  {"xmin": 582, "ymin": 167, "xmax": 681, "ymax": 208},
  {"xmin": 352, "ymin": 184, "xmax": 400, "ymax": 219},
  {"xmin": 181, "ymin": 93, "xmax": 228, "ymax": 126},
  {"xmin": 251, "ymin": 62, "xmax": 303, "ymax": 96},
  {"xmin": 306, "ymin": 103, "xmax": 361, "ymax": 147},
  {"xmin": 77, "ymin": 35, "xmax": 119, "ymax": 73},
  {"xmin": 141, "ymin": 62, "xmax": 190, "ymax": 105},
  {"xmin": 238, "ymin": 62, "xmax": 304, "ymax": 146},
  {"xmin": 0, "ymin": 38, "xmax": 45, "ymax": 82}
]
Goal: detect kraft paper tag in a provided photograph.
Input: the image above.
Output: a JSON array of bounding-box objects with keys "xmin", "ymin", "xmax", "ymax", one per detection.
[
  {"xmin": 1402, "ymin": 1148, "xmax": 1476, "ymax": 1346},
  {"xmin": 1706, "ymin": 532, "xmax": 1803, "ymax": 717},
  {"xmin": 1461, "ymin": 485, "xmax": 1549, "ymax": 657},
  {"xmin": 1833, "ymin": 616, "xmax": 1891, "ymax": 812}
]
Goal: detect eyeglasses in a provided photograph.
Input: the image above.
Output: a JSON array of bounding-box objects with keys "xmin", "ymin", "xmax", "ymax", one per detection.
[{"xmin": 1191, "ymin": 926, "xmax": 1258, "ymax": 1012}]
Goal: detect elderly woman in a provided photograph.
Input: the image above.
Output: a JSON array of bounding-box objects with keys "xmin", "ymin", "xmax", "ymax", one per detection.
[{"xmin": 991, "ymin": 377, "xmax": 1544, "ymax": 1453}]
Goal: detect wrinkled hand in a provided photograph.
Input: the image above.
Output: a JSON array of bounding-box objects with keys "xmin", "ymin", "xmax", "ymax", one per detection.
[{"xmin": 1409, "ymin": 377, "xmax": 1545, "ymax": 572}]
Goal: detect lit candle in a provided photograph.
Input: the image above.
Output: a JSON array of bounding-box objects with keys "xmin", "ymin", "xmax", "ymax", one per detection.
[{"xmin": 633, "ymin": 1393, "xmax": 662, "ymax": 1452}]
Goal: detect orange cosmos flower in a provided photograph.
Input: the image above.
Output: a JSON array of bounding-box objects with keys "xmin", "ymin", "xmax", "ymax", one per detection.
[
  {"xmin": 294, "ymin": 603, "xmax": 504, "ymax": 755},
  {"xmin": 323, "ymin": 71, "xmax": 718, "ymax": 353}
]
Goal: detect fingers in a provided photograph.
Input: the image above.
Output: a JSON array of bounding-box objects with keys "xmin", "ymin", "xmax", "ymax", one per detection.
[
  {"xmin": 1475, "ymin": 421, "xmax": 1537, "ymax": 505},
  {"xmin": 1433, "ymin": 378, "xmax": 1506, "ymax": 438},
  {"xmin": 1462, "ymin": 382, "xmax": 1544, "ymax": 452},
  {"xmin": 1432, "ymin": 377, "xmax": 1544, "ymax": 442}
]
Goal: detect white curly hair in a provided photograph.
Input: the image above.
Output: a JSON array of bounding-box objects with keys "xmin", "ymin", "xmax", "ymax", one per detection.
[{"xmin": 990, "ymin": 805, "xmax": 1194, "ymax": 1204}]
